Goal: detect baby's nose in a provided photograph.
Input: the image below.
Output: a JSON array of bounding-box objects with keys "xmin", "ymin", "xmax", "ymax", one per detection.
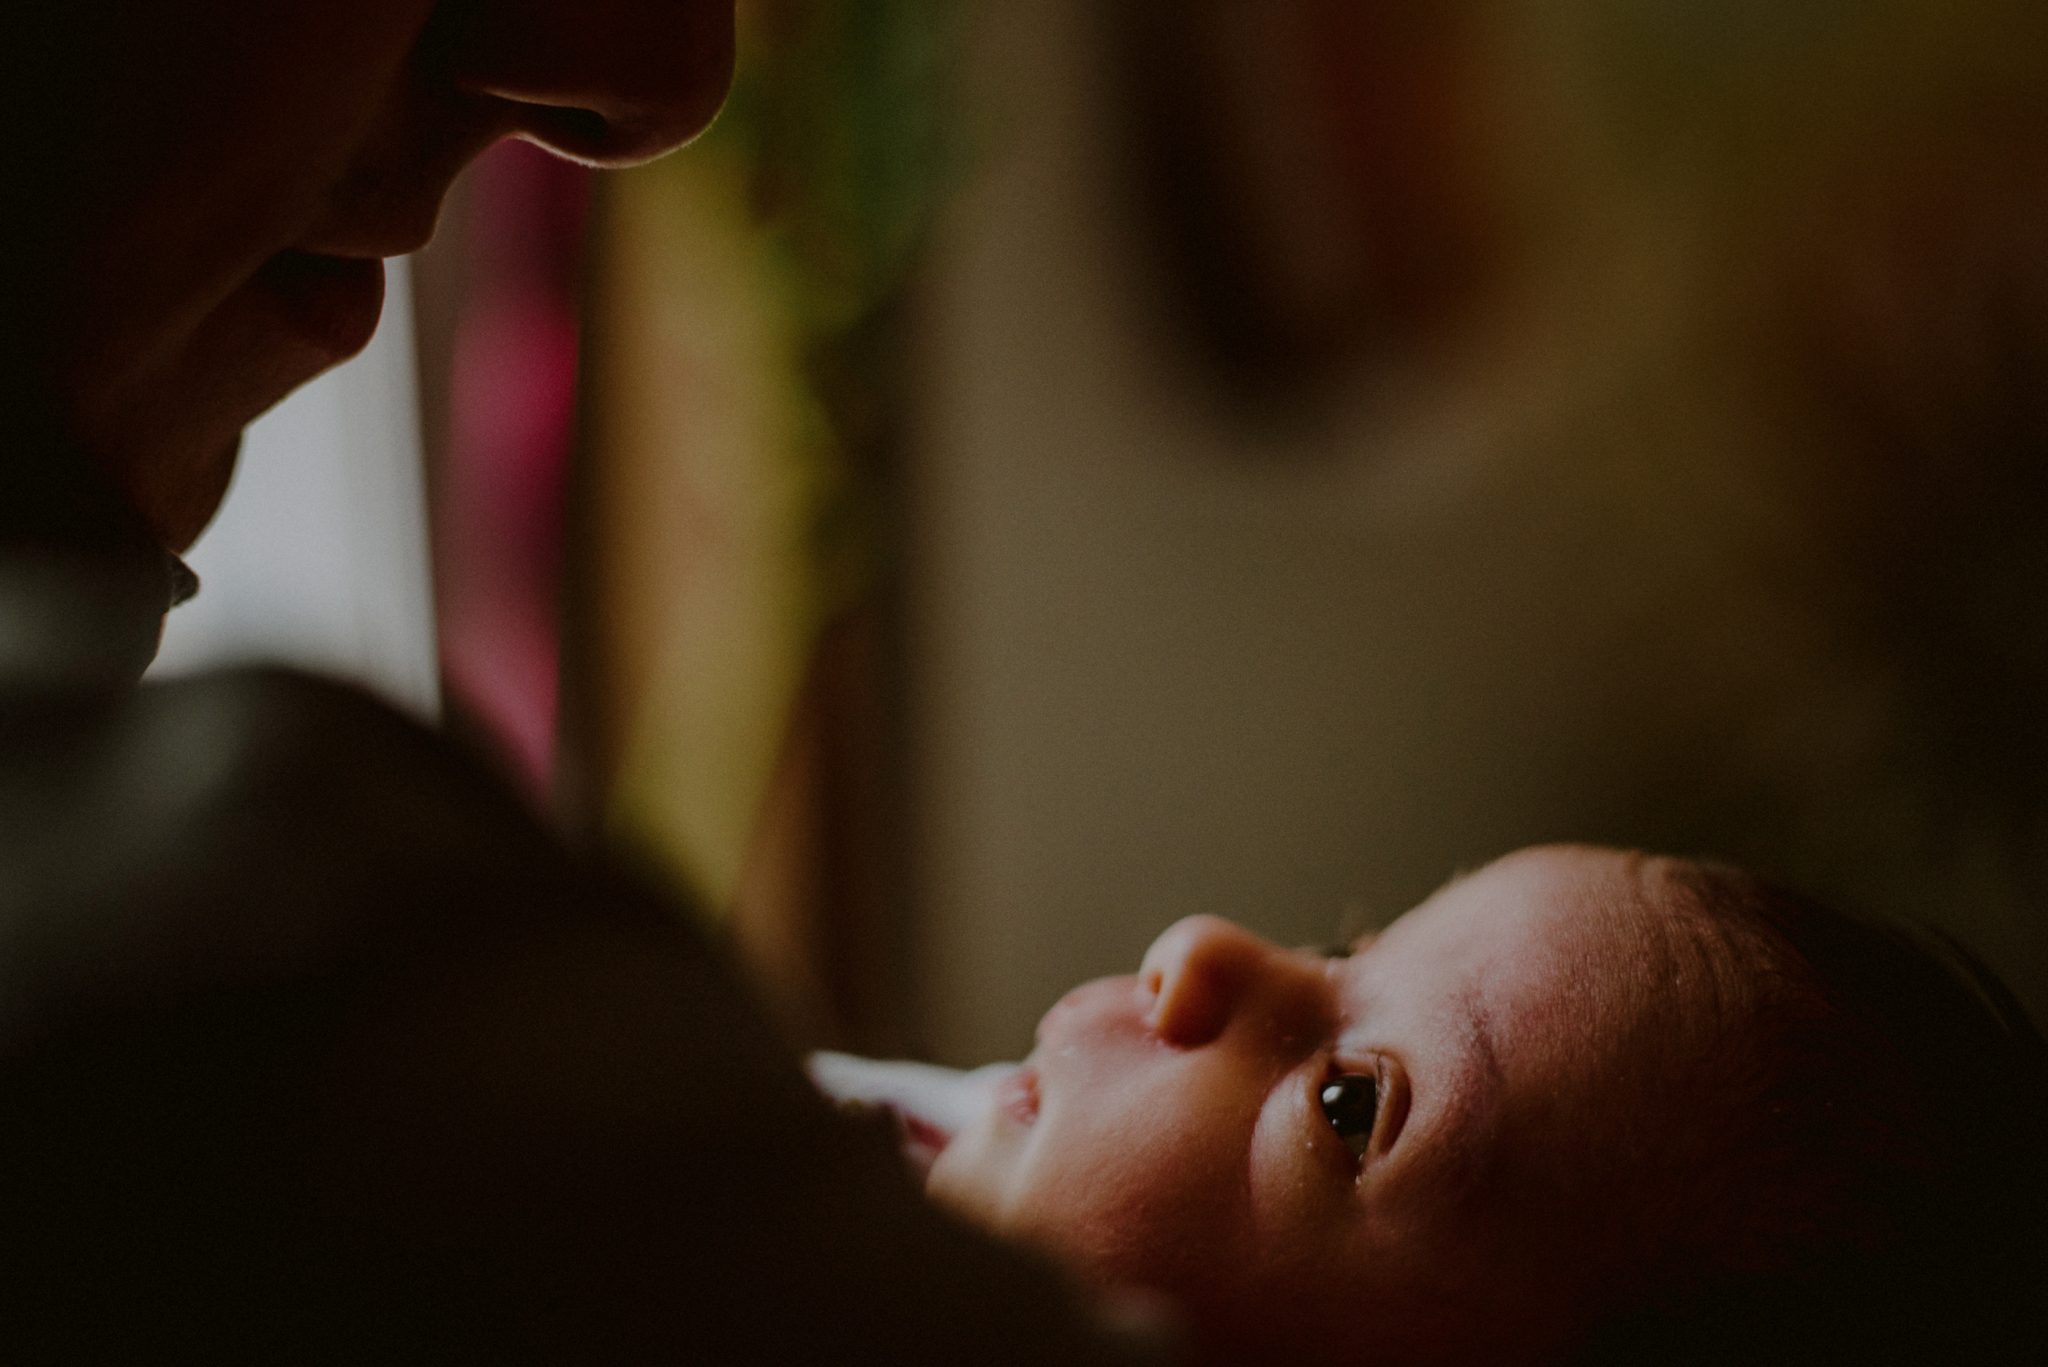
[{"xmin": 1140, "ymin": 915, "xmax": 1322, "ymax": 1048}]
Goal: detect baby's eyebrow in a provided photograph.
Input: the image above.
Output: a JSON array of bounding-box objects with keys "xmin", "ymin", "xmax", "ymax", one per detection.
[
  {"xmin": 1429, "ymin": 865, "xmax": 1483, "ymax": 901},
  {"xmin": 1319, "ymin": 932, "xmax": 1378, "ymax": 960},
  {"xmin": 1458, "ymin": 989, "xmax": 1506, "ymax": 1096},
  {"xmin": 1323, "ymin": 867, "xmax": 1482, "ymax": 956},
  {"xmin": 1426, "ymin": 987, "xmax": 1507, "ymax": 1172}
]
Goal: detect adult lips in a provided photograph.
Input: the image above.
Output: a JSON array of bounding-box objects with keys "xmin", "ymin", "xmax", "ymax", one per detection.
[{"xmin": 251, "ymin": 249, "xmax": 386, "ymax": 360}]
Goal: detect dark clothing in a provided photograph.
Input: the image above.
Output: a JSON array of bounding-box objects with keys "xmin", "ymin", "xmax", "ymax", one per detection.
[
  {"xmin": 0, "ymin": 465, "xmax": 1145, "ymax": 1363},
  {"xmin": 1, "ymin": 456, "xmax": 187, "ymax": 695}
]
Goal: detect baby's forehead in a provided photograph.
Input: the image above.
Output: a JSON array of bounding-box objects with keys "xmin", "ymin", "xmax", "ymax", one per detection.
[
  {"xmin": 1352, "ymin": 852, "xmax": 1829, "ymax": 1295},
  {"xmin": 1390, "ymin": 846, "xmax": 1657, "ymax": 953},
  {"xmin": 1407, "ymin": 861, "xmax": 1773, "ymax": 1163},
  {"xmin": 1381, "ymin": 848, "xmax": 1768, "ymax": 1056},
  {"xmin": 1455, "ymin": 847, "xmax": 1750, "ymax": 945}
]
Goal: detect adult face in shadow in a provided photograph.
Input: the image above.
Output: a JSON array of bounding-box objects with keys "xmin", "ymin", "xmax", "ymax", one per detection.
[{"xmin": 3, "ymin": 1, "xmax": 734, "ymax": 552}]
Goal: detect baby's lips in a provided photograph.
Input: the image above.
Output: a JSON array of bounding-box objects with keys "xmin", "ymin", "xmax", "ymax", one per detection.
[
  {"xmin": 897, "ymin": 1110, "xmax": 954, "ymax": 1157},
  {"xmin": 995, "ymin": 1064, "xmax": 1040, "ymax": 1126}
]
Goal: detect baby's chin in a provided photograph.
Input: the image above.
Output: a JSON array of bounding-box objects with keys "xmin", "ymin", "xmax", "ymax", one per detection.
[
  {"xmin": 921, "ymin": 1093, "xmax": 1024, "ymax": 1232},
  {"xmin": 927, "ymin": 1145, "xmax": 1199, "ymax": 1358},
  {"xmin": 923, "ymin": 1140, "xmax": 1003, "ymax": 1224}
]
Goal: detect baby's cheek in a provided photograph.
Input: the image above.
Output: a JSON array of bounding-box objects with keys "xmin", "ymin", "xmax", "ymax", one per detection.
[{"xmin": 1015, "ymin": 1142, "xmax": 1246, "ymax": 1293}]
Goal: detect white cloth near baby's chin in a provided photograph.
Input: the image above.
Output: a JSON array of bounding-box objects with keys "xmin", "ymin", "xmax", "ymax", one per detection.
[{"xmin": 806, "ymin": 1052, "xmax": 1017, "ymax": 1182}]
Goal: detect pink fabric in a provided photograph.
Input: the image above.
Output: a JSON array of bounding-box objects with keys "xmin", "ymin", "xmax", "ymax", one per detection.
[{"xmin": 434, "ymin": 140, "xmax": 589, "ymax": 795}]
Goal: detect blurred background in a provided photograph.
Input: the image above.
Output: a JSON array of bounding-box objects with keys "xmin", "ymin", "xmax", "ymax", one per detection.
[{"xmin": 159, "ymin": 0, "xmax": 2048, "ymax": 1064}]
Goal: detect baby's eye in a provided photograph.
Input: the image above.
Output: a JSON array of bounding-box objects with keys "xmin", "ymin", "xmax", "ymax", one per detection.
[{"xmin": 1319, "ymin": 1073, "xmax": 1380, "ymax": 1159}]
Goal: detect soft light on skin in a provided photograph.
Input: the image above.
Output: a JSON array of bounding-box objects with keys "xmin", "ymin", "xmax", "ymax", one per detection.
[
  {"xmin": 7, "ymin": 1, "xmax": 736, "ymax": 552},
  {"xmin": 928, "ymin": 845, "xmax": 1760, "ymax": 1367}
]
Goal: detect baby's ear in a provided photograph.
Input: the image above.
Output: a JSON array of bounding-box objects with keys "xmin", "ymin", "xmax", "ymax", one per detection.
[{"xmin": 1084, "ymin": 1283, "xmax": 1188, "ymax": 1365}]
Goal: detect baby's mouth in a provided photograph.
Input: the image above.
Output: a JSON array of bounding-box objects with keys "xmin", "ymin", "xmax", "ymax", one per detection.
[
  {"xmin": 997, "ymin": 1065, "xmax": 1041, "ymax": 1127},
  {"xmin": 895, "ymin": 1109, "xmax": 954, "ymax": 1162}
]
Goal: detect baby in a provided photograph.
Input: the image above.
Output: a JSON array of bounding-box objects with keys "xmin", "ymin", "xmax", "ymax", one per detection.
[{"xmin": 813, "ymin": 845, "xmax": 2048, "ymax": 1366}]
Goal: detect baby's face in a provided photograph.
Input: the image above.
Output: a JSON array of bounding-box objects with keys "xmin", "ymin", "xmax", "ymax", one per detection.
[{"xmin": 928, "ymin": 845, "xmax": 1751, "ymax": 1366}]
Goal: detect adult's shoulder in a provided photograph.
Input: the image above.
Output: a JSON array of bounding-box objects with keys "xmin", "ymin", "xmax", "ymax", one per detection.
[
  {"xmin": 0, "ymin": 666, "xmax": 656, "ymax": 1011},
  {"xmin": 0, "ymin": 667, "xmax": 1165, "ymax": 1366}
]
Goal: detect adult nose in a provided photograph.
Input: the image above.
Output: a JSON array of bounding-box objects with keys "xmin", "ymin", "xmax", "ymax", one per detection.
[
  {"xmin": 440, "ymin": 0, "xmax": 738, "ymax": 167},
  {"xmin": 1139, "ymin": 916, "xmax": 1329, "ymax": 1049}
]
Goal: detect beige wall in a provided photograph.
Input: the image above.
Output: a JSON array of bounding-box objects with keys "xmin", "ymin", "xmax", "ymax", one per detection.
[
  {"xmin": 903, "ymin": 0, "xmax": 2048, "ymax": 1062},
  {"xmin": 153, "ymin": 258, "xmax": 439, "ymax": 720}
]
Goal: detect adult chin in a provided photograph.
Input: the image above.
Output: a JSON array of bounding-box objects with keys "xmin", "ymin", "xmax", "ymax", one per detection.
[
  {"xmin": 85, "ymin": 250, "xmax": 386, "ymax": 554},
  {"xmin": 114, "ymin": 430, "xmax": 244, "ymax": 555}
]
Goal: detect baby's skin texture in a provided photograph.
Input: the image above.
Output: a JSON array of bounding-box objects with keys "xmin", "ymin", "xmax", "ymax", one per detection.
[{"xmin": 817, "ymin": 846, "xmax": 1777, "ymax": 1367}]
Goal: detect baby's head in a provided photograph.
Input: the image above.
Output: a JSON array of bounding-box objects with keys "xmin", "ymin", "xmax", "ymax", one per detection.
[{"xmin": 927, "ymin": 845, "xmax": 2048, "ymax": 1366}]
